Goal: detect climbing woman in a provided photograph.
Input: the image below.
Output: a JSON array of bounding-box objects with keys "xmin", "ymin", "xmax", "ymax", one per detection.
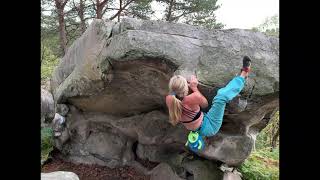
[{"xmin": 165, "ymin": 56, "xmax": 251, "ymax": 151}]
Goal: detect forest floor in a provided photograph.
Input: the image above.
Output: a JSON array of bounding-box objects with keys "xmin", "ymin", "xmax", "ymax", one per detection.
[{"xmin": 42, "ymin": 150, "xmax": 159, "ymax": 180}]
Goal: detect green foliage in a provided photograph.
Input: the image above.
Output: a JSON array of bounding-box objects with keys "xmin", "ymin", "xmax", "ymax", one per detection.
[
  {"xmin": 258, "ymin": 15, "xmax": 279, "ymax": 32},
  {"xmin": 41, "ymin": 12, "xmax": 63, "ymax": 57},
  {"xmin": 264, "ymin": 28, "xmax": 279, "ymax": 37},
  {"xmin": 252, "ymin": 14, "xmax": 279, "ymax": 37},
  {"xmin": 157, "ymin": 0, "xmax": 224, "ymax": 29},
  {"xmin": 239, "ymin": 148, "xmax": 279, "ymax": 180},
  {"xmin": 239, "ymin": 111, "xmax": 279, "ymax": 180},
  {"xmin": 256, "ymin": 111, "xmax": 279, "ymax": 150},
  {"xmin": 41, "ymin": 127, "xmax": 54, "ymax": 164},
  {"xmin": 41, "ymin": 44, "xmax": 59, "ymax": 83},
  {"xmin": 186, "ymin": 12, "xmax": 224, "ymax": 29},
  {"xmin": 183, "ymin": 0, "xmax": 224, "ymax": 29},
  {"xmin": 41, "ymin": 1, "xmax": 86, "ymax": 57},
  {"xmin": 129, "ymin": 0, "xmax": 154, "ymax": 20},
  {"xmin": 64, "ymin": 16, "xmax": 84, "ymax": 47}
]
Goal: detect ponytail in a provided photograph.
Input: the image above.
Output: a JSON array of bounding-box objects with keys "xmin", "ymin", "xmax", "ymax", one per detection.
[
  {"xmin": 168, "ymin": 95, "xmax": 182, "ymax": 126},
  {"xmin": 168, "ymin": 75, "xmax": 188, "ymax": 125}
]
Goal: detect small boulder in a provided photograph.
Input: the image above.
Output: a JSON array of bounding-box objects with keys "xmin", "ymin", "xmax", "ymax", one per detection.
[{"xmin": 41, "ymin": 171, "xmax": 79, "ymax": 180}]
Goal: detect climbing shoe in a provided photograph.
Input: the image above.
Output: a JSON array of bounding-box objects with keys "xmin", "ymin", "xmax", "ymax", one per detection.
[{"xmin": 241, "ymin": 55, "xmax": 252, "ymax": 73}]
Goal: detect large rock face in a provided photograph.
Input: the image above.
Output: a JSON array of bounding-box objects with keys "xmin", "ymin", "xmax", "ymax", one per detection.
[{"xmin": 51, "ymin": 18, "xmax": 279, "ymax": 172}]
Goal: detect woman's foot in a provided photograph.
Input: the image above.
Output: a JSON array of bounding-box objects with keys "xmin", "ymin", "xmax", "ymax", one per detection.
[{"xmin": 240, "ymin": 56, "xmax": 251, "ymax": 78}]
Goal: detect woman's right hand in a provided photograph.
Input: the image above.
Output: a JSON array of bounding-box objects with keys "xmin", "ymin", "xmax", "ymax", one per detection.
[{"xmin": 188, "ymin": 75, "xmax": 199, "ymax": 91}]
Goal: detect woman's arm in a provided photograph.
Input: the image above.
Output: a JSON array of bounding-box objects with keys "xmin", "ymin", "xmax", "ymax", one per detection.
[
  {"xmin": 187, "ymin": 75, "xmax": 208, "ymax": 108},
  {"xmin": 195, "ymin": 91, "xmax": 208, "ymax": 108},
  {"xmin": 188, "ymin": 91, "xmax": 208, "ymax": 109}
]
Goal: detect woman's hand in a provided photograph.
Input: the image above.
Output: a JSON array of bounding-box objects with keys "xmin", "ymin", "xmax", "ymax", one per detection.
[{"xmin": 188, "ymin": 75, "xmax": 199, "ymax": 92}]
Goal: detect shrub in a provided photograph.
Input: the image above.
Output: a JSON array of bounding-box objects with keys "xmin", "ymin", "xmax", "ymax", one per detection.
[
  {"xmin": 41, "ymin": 45, "xmax": 59, "ymax": 83},
  {"xmin": 238, "ymin": 111, "xmax": 279, "ymax": 180},
  {"xmin": 239, "ymin": 148, "xmax": 279, "ymax": 180},
  {"xmin": 41, "ymin": 127, "xmax": 54, "ymax": 164}
]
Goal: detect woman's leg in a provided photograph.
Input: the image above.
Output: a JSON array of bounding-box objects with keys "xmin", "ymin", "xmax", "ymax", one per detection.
[
  {"xmin": 200, "ymin": 76, "xmax": 246, "ymax": 136},
  {"xmin": 199, "ymin": 56, "xmax": 251, "ymax": 137}
]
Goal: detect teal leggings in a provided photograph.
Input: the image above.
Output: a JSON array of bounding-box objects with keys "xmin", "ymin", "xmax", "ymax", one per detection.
[{"xmin": 199, "ymin": 76, "xmax": 246, "ymax": 137}]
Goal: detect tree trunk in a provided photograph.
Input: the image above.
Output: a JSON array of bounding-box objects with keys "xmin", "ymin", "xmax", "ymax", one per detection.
[
  {"xmin": 72, "ymin": 0, "xmax": 86, "ymax": 33},
  {"xmin": 96, "ymin": 3, "xmax": 102, "ymax": 18},
  {"xmin": 41, "ymin": 43, "xmax": 45, "ymax": 63},
  {"xmin": 166, "ymin": 0, "xmax": 174, "ymax": 22},
  {"xmin": 79, "ymin": 0, "xmax": 86, "ymax": 33},
  {"xmin": 118, "ymin": 0, "xmax": 122, "ymax": 22},
  {"xmin": 58, "ymin": 9, "xmax": 68, "ymax": 54},
  {"xmin": 271, "ymin": 127, "xmax": 279, "ymax": 151},
  {"xmin": 96, "ymin": 0, "xmax": 108, "ymax": 19},
  {"xmin": 55, "ymin": 0, "xmax": 68, "ymax": 55}
]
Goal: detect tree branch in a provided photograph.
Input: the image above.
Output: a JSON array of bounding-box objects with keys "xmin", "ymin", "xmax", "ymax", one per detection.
[
  {"xmin": 109, "ymin": 0, "xmax": 134, "ymax": 20},
  {"xmin": 62, "ymin": 0, "xmax": 69, "ymax": 7},
  {"xmin": 64, "ymin": 7, "xmax": 78, "ymax": 15},
  {"xmin": 126, "ymin": 10, "xmax": 148, "ymax": 20},
  {"xmin": 166, "ymin": 0, "xmax": 174, "ymax": 21},
  {"xmin": 65, "ymin": 22, "xmax": 80, "ymax": 28},
  {"xmin": 41, "ymin": 43, "xmax": 45, "ymax": 63},
  {"xmin": 106, "ymin": 8, "xmax": 122, "ymax": 10},
  {"xmin": 155, "ymin": 0, "xmax": 171, "ymax": 3},
  {"xmin": 41, "ymin": 9, "xmax": 53, "ymax": 12},
  {"xmin": 118, "ymin": 0, "xmax": 122, "ymax": 22},
  {"xmin": 101, "ymin": 6, "xmax": 110, "ymax": 16},
  {"xmin": 84, "ymin": 16, "xmax": 95, "ymax": 20},
  {"xmin": 90, "ymin": 0, "xmax": 97, "ymax": 10},
  {"xmin": 72, "ymin": 0, "xmax": 78, "ymax": 11},
  {"xmin": 101, "ymin": 0, "xmax": 108, "ymax": 6},
  {"xmin": 170, "ymin": 10, "xmax": 193, "ymax": 22},
  {"xmin": 99, "ymin": 0, "xmax": 109, "ymax": 17}
]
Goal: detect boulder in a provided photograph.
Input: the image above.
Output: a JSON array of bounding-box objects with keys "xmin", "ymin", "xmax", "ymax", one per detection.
[
  {"xmin": 150, "ymin": 163, "xmax": 184, "ymax": 180},
  {"xmin": 223, "ymin": 171, "xmax": 242, "ymax": 180},
  {"xmin": 41, "ymin": 88, "xmax": 55, "ymax": 127},
  {"xmin": 51, "ymin": 18, "xmax": 278, "ymax": 169},
  {"xmin": 41, "ymin": 171, "xmax": 79, "ymax": 180},
  {"xmin": 182, "ymin": 158, "xmax": 223, "ymax": 180}
]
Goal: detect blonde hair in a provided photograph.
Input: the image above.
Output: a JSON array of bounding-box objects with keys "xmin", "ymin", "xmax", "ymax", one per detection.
[{"xmin": 168, "ymin": 75, "xmax": 188, "ymax": 126}]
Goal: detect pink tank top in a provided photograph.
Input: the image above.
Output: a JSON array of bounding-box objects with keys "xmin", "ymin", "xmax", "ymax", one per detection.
[{"xmin": 180, "ymin": 103, "xmax": 203, "ymax": 131}]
